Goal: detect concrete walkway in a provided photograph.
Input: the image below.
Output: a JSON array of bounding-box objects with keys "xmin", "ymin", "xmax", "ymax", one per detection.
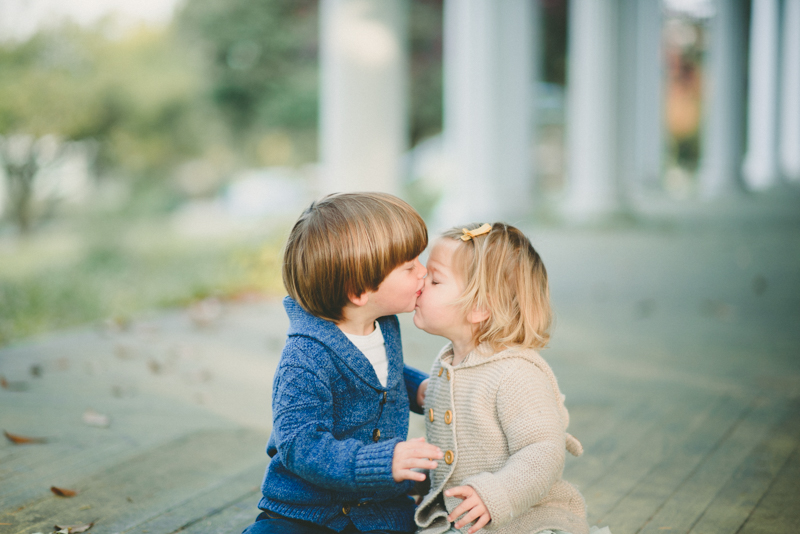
[{"xmin": 1, "ymin": 194, "xmax": 799, "ymax": 534}]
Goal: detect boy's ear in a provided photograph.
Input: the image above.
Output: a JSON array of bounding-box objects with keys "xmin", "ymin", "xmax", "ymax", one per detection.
[
  {"xmin": 468, "ymin": 306, "xmax": 490, "ymax": 324},
  {"xmin": 348, "ymin": 292, "xmax": 370, "ymax": 307}
]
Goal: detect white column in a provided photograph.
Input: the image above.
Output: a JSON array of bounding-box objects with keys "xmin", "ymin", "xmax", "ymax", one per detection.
[
  {"xmin": 742, "ymin": 0, "xmax": 780, "ymax": 190},
  {"xmin": 564, "ymin": 0, "xmax": 619, "ymax": 217},
  {"xmin": 780, "ymin": 0, "xmax": 800, "ymax": 182},
  {"xmin": 318, "ymin": 0, "xmax": 408, "ymax": 194},
  {"xmin": 435, "ymin": 0, "xmax": 534, "ymax": 227},
  {"xmin": 617, "ymin": 0, "xmax": 663, "ymax": 197},
  {"xmin": 699, "ymin": 0, "xmax": 748, "ymax": 197}
]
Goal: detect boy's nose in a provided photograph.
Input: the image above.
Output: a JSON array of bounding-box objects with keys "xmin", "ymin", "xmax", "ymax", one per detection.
[{"xmin": 416, "ymin": 259, "xmax": 427, "ymax": 277}]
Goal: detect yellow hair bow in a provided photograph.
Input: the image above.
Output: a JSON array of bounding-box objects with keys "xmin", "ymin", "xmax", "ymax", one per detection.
[{"xmin": 460, "ymin": 223, "xmax": 492, "ymax": 241}]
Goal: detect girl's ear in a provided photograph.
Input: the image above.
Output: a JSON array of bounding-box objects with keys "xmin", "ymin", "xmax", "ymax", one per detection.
[
  {"xmin": 348, "ymin": 292, "xmax": 369, "ymax": 307},
  {"xmin": 468, "ymin": 306, "xmax": 490, "ymax": 324}
]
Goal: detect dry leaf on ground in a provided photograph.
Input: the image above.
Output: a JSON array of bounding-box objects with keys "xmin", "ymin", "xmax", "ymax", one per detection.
[
  {"xmin": 50, "ymin": 486, "xmax": 78, "ymax": 497},
  {"xmin": 4, "ymin": 430, "xmax": 47, "ymax": 444},
  {"xmin": 0, "ymin": 375, "xmax": 29, "ymax": 391},
  {"xmin": 53, "ymin": 522, "xmax": 93, "ymax": 533}
]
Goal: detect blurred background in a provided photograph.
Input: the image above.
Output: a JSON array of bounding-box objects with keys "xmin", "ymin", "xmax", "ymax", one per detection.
[{"xmin": 0, "ymin": 0, "xmax": 798, "ymax": 347}]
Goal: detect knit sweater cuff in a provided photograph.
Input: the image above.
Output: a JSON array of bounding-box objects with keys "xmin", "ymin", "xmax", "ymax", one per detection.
[
  {"xmin": 465, "ymin": 472, "xmax": 513, "ymax": 529},
  {"xmin": 354, "ymin": 438, "xmax": 399, "ymax": 489}
]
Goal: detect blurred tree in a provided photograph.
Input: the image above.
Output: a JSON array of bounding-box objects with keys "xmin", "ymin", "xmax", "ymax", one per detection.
[
  {"xmin": 540, "ymin": 0, "xmax": 569, "ymax": 86},
  {"xmin": 0, "ymin": 25, "xmax": 209, "ymax": 232},
  {"xmin": 408, "ymin": 0, "xmax": 443, "ymax": 146},
  {"xmin": 176, "ymin": 0, "xmax": 319, "ymax": 137},
  {"xmin": 177, "ymin": 0, "xmax": 446, "ymax": 154}
]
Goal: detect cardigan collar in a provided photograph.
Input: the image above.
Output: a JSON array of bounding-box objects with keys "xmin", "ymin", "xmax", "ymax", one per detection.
[
  {"xmin": 283, "ymin": 296, "xmax": 403, "ymax": 391},
  {"xmin": 438, "ymin": 342, "xmax": 545, "ymax": 370}
]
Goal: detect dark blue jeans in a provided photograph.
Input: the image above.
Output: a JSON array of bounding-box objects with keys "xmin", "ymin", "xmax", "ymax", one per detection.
[{"xmin": 241, "ymin": 511, "xmax": 412, "ymax": 534}]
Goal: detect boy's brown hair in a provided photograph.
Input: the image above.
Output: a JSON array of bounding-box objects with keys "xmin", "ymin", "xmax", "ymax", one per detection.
[
  {"xmin": 283, "ymin": 192, "xmax": 428, "ymax": 323},
  {"xmin": 441, "ymin": 222, "xmax": 552, "ymax": 351}
]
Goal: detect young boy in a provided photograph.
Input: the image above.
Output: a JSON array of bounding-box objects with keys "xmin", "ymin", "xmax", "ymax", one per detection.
[{"xmin": 242, "ymin": 192, "xmax": 443, "ymax": 534}]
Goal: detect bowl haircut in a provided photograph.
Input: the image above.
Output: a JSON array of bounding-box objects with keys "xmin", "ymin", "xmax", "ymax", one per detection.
[
  {"xmin": 441, "ymin": 222, "xmax": 552, "ymax": 351},
  {"xmin": 283, "ymin": 192, "xmax": 428, "ymax": 323}
]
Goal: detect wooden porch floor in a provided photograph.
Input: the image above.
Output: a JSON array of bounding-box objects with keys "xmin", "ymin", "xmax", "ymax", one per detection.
[{"xmin": 2, "ymin": 215, "xmax": 799, "ymax": 534}]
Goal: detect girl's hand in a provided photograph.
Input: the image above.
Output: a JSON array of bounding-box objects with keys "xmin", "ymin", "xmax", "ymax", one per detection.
[
  {"xmin": 392, "ymin": 437, "xmax": 442, "ymax": 482},
  {"xmin": 445, "ymin": 485, "xmax": 491, "ymax": 533},
  {"xmin": 417, "ymin": 378, "xmax": 429, "ymax": 408}
]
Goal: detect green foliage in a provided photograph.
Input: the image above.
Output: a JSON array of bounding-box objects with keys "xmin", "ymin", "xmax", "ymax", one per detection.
[
  {"xmin": 0, "ymin": 24, "xmax": 211, "ymax": 179},
  {"xmin": 0, "ymin": 219, "xmax": 286, "ymax": 347},
  {"xmin": 176, "ymin": 0, "xmax": 319, "ymax": 135},
  {"xmin": 177, "ymin": 0, "xmax": 445, "ymax": 150},
  {"xmin": 408, "ymin": 0, "xmax": 444, "ymax": 145},
  {"xmin": 541, "ymin": 0, "xmax": 569, "ymax": 86}
]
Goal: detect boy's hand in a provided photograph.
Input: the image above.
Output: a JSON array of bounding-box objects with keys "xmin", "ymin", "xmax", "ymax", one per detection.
[
  {"xmin": 392, "ymin": 437, "xmax": 442, "ymax": 482},
  {"xmin": 445, "ymin": 485, "xmax": 491, "ymax": 533},
  {"xmin": 417, "ymin": 378, "xmax": 429, "ymax": 408}
]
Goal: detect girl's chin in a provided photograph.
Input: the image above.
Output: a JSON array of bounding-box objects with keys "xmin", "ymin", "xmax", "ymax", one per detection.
[{"xmin": 412, "ymin": 316, "xmax": 436, "ymax": 335}]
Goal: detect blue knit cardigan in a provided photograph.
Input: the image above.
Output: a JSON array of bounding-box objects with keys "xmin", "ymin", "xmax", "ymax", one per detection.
[{"xmin": 257, "ymin": 297, "xmax": 428, "ymax": 532}]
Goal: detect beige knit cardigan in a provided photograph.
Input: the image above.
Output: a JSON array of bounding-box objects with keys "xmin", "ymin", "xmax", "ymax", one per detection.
[{"xmin": 415, "ymin": 344, "xmax": 588, "ymax": 534}]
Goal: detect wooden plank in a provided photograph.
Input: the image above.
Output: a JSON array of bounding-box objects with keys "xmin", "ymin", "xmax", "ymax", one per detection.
[
  {"xmin": 121, "ymin": 464, "xmax": 262, "ymax": 534},
  {"xmin": 738, "ymin": 442, "xmax": 800, "ymax": 534},
  {"xmin": 637, "ymin": 395, "xmax": 790, "ymax": 534},
  {"xmin": 0, "ymin": 409, "xmax": 227, "ymax": 511},
  {"xmin": 582, "ymin": 391, "xmax": 737, "ymax": 525},
  {"xmin": 2, "ymin": 428, "xmax": 268, "ymax": 534},
  {"xmin": 569, "ymin": 388, "xmax": 699, "ymax": 491},
  {"xmin": 689, "ymin": 401, "xmax": 800, "ymax": 534},
  {"xmin": 590, "ymin": 393, "xmax": 750, "ymax": 528},
  {"xmin": 178, "ymin": 492, "xmax": 259, "ymax": 534}
]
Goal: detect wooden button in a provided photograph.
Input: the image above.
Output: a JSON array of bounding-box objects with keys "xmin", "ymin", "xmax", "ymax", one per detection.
[
  {"xmin": 372, "ymin": 428, "xmax": 380, "ymax": 442},
  {"xmin": 438, "ymin": 368, "xmax": 443, "ymax": 377},
  {"xmin": 342, "ymin": 505, "xmax": 351, "ymax": 515},
  {"xmin": 444, "ymin": 450, "xmax": 454, "ymax": 464},
  {"xmin": 446, "ymin": 370, "xmax": 451, "ymax": 380},
  {"xmin": 444, "ymin": 410, "xmax": 452, "ymax": 424},
  {"xmin": 428, "ymin": 408, "xmax": 434, "ymax": 422},
  {"xmin": 381, "ymin": 391, "xmax": 388, "ymax": 404}
]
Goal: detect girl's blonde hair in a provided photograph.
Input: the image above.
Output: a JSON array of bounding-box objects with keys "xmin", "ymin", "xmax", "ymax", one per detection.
[{"xmin": 441, "ymin": 222, "xmax": 552, "ymax": 351}]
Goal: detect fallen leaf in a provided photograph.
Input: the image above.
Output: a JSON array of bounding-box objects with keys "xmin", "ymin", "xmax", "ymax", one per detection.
[
  {"xmin": 0, "ymin": 375, "xmax": 29, "ymax": 392},
  {"xmin": 4, "ymin": 430, "xmax": 47, "ymax": 444},
  {"xmin": 114, "ymin": 343, "xmax": 134, "ymax": 360},
  {"xmin": 50, "ymin": 486, "xmax": 78, "ymax": 497},
  {"xmin": 147, "ymin": 359, "xmax": 162, "ymax": 374},
  {"xmin": 53, "ymin": 522, "xmax": 93, "ymax": 533},
  {"xmin": 82, "ymin": 409, "xmax": 110, "ymax": 428}
]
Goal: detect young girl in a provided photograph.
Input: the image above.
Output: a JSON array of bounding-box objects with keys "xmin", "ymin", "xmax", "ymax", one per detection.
[{"xmin": 413, "ymin": 223, "xmax": 596, "ymax": 534}]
